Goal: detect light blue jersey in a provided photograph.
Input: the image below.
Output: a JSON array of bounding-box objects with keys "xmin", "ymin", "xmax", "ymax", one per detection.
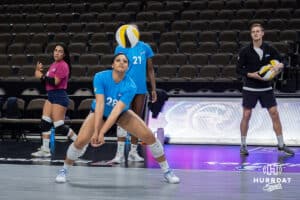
[
  {"xmin": 91, "ymin": 70, "xmax": 137, "ymax": 118},
  {"xmin": 114, "ymin": 41, "xmax": 154, "ymax": 94}
]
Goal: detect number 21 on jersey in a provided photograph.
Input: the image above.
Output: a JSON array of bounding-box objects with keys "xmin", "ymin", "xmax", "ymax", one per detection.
[{"xmin": 133, "ymin": 56, "xmax": 142, "ymax": 64}]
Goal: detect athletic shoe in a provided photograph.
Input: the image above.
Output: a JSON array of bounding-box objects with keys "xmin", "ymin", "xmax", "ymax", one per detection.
[
  {"xmin": 55, "ymin": 168, "xmax": 67, "ymax": 183},
  {"xmin": 31, "ymin": 147, "xmax": 51, "ymax": 157},
  {"xmin": 109, "ymin": 154, "xmax": 125, "ymax": 164},
  {"xmin": 128, "ymin": 151, "xmax": 144, "ymax": 162},
  {"xmin": 164, "ymin": 169, "xmax": 180, "ymax": 184},
  {"xmin": 278, "ymin": 145, "xmax": 295, "ymax": 156},
  {"xmin": 240, "ymin": 145, "xmax": 249, "ymax": 156}
]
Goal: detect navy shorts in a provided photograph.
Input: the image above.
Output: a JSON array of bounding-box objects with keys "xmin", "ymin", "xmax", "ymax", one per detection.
[
  {"xmin": 242, "ymin": 90, "xmax": 277, "ymax": 109},
  {"xmin": 47, "ymin": 89, "xmax": 69, "ymax": 108}
]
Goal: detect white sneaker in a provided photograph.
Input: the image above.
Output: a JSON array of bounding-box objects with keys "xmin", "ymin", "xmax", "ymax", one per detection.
[
  {"xmin": 109, "ymin": 154, "xmax": 125, "ymax": 164},
  {"xmin": 164, "ymin": 169, "xmax": 180, "ymax": 184},
  {"xmin": 128, "ymin": 151, "xmax": 144, "ymax": 162},
  {"xmin": 55, "ymin": 168, "xmax": 67, "ymax": 183},
  {"xmin": 31, "ymin": 147, "xmax": 51, "ymax": 157}
]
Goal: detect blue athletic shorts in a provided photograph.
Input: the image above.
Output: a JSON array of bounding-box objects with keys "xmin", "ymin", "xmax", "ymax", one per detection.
[{"xmin": 47, "ymin": 89, "xmax": 69, "ymax": 108}]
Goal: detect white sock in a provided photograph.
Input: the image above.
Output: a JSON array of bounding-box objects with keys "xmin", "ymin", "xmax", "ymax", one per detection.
[
  {"xmin": 130, "ymin": 144, "xmax": 138, "ymax": 153},
  {"xmin": 116, "ymin": 141, "xmax": 125, "ymax": 156},
  {"xmin": 68, "ymin": 129, "xmax": 77, "ymax": 141},
  {"xmin": 63, "ymin": 162, "xmax": 72, "ymax": 171},
  {"xmin": 241, "ymin": 136, "xmax": 247, "ymax": 146},
  {"xmin": 42, "ymin": 116, "xmax": 52, "ymax": 123},
  {"xmin": 277, "ymin": 135, "xmax": 284, "ymax": 148},
  {"xmin": 158, "ymin": 161, "xmax": 170, "ymax": 173},
  {"xmin": 42, "ymin": 131, "xmax": 50, "ymax": 150}
]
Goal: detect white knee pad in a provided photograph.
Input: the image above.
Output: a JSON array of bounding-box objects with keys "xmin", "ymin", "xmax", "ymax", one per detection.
[
  {"xmin": 67, "ymin": 143, "xmax": 85, "ymax": 161},
  {"xmin": 149, "ymin": 138, "xmax": 165, "ymax": 158},
  {"xmin": 79, "ymin": 144, "xmax": 88, "ymax": 157},
  {"xmin": 117, "ymin": 126, "xmax": 127, "ymax": 137}
]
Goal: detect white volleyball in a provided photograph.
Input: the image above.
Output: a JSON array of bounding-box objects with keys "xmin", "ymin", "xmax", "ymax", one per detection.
[{"xmin": 115, "ymin": 24, "xmax": 140, "ymax": 48}]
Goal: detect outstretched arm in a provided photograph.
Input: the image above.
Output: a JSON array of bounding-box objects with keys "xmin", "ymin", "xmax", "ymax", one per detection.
[
  {"xmin": 92, "ymin": 100, "xmax": 126, "ymax": 147},
  {"xmin": 90, "ymin": 94, "xmax": 105, "ymax": 146},
  {"xmin": 100, "ymin": 101, "xmax": 126, "ymax": 136}
]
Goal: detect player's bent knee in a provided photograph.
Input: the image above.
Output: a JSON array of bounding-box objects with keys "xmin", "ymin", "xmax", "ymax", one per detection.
[
  {"xmin": 67, "ymin": 143, "xmax": 85, "ymax": 161},
  {"xmin": 55, "ymin": 124, "xmax": 70, "ymax": 136},
  {"xmin": 74, "ymin": 139, "xmax": 87, "ymax": 149},
  {"xmin": 148, "ymin": 138, "xmax": 164, "ymax": 158},
  {"xmin": 141, "ymin": 133, "xmax": 156, "ymax": 144},
  {"xmin": 40, "ymin": 119, "xmax": 52, "ymax": 132}
]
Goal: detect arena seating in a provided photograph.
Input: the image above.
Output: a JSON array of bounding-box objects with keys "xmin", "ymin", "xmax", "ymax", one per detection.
[{"xmin": 0, "ymin": 0, "xmax": 300, "ymax": 136}]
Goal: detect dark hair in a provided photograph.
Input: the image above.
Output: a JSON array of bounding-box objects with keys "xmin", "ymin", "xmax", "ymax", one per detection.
[
  {"xmin": 112, "ymin": 53, "xmax": 129, "ymax": 64},
  {"xmin": 54, "ymin": 43, "xmax": 72, "ymax": 78}
]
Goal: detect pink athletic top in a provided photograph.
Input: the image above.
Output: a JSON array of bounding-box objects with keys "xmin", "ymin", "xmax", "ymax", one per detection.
[{"xmin": 45, "ymin": 60, "xmax": 69, "ymax": 91}]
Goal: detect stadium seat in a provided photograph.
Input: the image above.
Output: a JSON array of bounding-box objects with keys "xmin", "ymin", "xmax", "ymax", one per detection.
[
  {"xmin": 160, "ymin": 32, "xmax": 178, "ymax": 43},
  {"xmin": 261, "ymin": 0, "xmax": 279, "ymax": 9},
  {"xmin": 159, "ymin": 42, "xmax": 177, "ymax": 54},
  {"xmin": 90, "ymin": 43, "xmax": 112, "ymax": 54},
  {"xmin": 25, "ymin": 98, "xmax": 46, "ymax": 119},
  {"xmin": 76, "ymin": 98, "xmax": 94, "ymax": 119},
  {"xmin": 152, "ymin": 53, "xmax": 169, "ymax": 66},
  {"xmin": 179, "ymin": 42, "xmax": 199, "ymax": 54},
  {"xmin": 210, "ymin": 53, "xmax": 232, "ymax": 65},
  {"xmin": 177, "ymin": 64, "xmax": 198, "ymax": 80},
  {"xmin": 189, "ymin": 53, "xmax": 209, "ymax": 65},
  {"xmin": 171, "ymin": 20, "xmax": 190, "ymax": 32},
  {"xmin": 198, "ymin": 42, "xmax": 218, "ymax": 54},
  {"xmin": 244, "ymin": 0, "xmax": 261, "ymax": 9},
  {"xmin": 168, "ymin": 53, "xmax": 188, "ymax": 65},
  {"xmin": 181, "ymin": 10, "xmax": 199, "ymax": 21},
  {"xmin": 218, "ymin": 42, "xmax": 239, "ymax": 53},
  {"xmin": 156, "ymin": 64, "xmax": 178, "ymax": 81}
]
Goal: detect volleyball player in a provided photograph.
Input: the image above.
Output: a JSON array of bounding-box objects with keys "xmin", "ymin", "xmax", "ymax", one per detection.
[
  {"xmin": 111, "ymin": 24, "xmax": 157, "ymax": 163},
  {"xmin": 32, "ymin": 43, "xmax": 77, "ymax": 157},
  {"xmin": 55, "ymin": 53, "xmax": 179, "ymax": 184}
]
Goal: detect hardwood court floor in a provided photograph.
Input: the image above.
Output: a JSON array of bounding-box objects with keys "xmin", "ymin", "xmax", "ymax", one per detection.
[
  {"xmin": 1, "ymin": 140, "xmax": 300, "ymax": 199},
  {"xmin": 1, "ymin": 164, "xmax": 300, "ymax": 200}
]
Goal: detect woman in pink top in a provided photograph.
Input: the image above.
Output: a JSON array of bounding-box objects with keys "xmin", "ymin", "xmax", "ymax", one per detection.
[{"xmin": 32, "ymin": 43, "xmax": 77, "ymax": 158}]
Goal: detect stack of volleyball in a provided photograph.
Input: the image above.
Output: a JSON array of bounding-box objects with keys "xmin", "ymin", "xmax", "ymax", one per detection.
[
  {"xmin": 115, "ymin": 24, "xmax": 140, "ymax": 48},
  {"xmin": 258, "ymin": 59, "xmax": 281, "ymax": 81}
]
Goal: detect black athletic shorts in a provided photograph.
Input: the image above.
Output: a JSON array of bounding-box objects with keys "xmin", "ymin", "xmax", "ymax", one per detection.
[{"xmin": 242, "ymin": 89, "xmax": 277, "ymax": 109}]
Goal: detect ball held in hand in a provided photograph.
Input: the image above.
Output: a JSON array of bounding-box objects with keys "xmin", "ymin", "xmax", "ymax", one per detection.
[{"xmin": 258, "ymin": 59, "xmax": 281, "ymax": 81}]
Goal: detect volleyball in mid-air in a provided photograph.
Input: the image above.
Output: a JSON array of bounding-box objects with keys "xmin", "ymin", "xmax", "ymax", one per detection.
[
  {"xmin": 258, "ymin": 59, "xmax": 281, "ymax": 81},
  {"xmin": 115, "ymin": 24, "xmax": 140, "ymax": 48}
]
